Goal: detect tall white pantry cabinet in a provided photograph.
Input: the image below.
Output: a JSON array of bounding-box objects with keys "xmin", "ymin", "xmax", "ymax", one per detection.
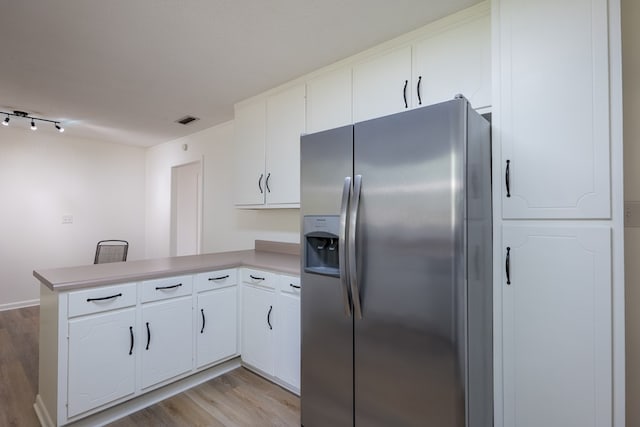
[{"xmin": 492, "ymin": 0, "xmax": 624, "ymax": 426}]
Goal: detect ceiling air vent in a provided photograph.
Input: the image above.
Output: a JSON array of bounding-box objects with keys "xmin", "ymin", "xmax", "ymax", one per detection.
[{"xmin": 175, "ymin": 115, "xmax": 200, "ymax": 125}]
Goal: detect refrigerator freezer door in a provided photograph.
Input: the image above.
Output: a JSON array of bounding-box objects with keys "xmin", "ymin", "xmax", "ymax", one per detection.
[
  {"xmin": 300, "ymin": 125, "xmax": 354, "ymax": 427},
  {"xmin": 353, "ymin": 100, "xmax": 467, "ymax": 427}
]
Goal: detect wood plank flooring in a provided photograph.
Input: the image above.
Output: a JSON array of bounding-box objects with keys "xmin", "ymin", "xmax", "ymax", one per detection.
[{"xmin": 0, "ymin": 306, "xmax": 300, "ymax": 426}]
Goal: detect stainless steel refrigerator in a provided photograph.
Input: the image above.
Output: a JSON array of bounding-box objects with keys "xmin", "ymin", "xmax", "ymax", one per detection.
[{"xmin": 300, "ymin": 97, "xmax": 492, "ymax": 427}]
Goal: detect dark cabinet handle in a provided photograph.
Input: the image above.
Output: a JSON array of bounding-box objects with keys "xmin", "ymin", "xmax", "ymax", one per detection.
[
  {"xmin": 129, "ymin": 326, "xmax": 134, "ymax": 355},
  {"xmin": 265, "ymin": 173, "xmax": 271, "ymax": 193},
  {"xmin": 403, "ymin": 80, "xmax": 408, "ymax": 108},
  {"xmin": 506, "ymin": 247, "xmax": 511, "ymax": 285},
  {"xmin": 208, "ymin": 275, "xmax": 229, "ymax": 281},
  {"xmin": 258, "ymin": 173, "xmax": 264, "ymax": 194},
  {"xmin": 417, "ymin": 76, "xmax": 422, "ymax": 105},
  {"xmin": 155, "ymin": 283, "xmax": 182, "ymax": 291},
  {"xmin": 145, "ymin": 322, "xmax": 151, "ymax": 350},
  {"xmin": 250, "ymin": 274, "xmax": 265, "ymax": 281},
  {"xmin": 290, "ymin": 283, "xmax": 301, "ymax": 289},
  {"xmin": 87, "ymin": 293, "xmax": 122, "ymax": 302},
  {"xmin": 505, "ymin": 160, "xmax": 511, "ymax": 198},
  {"xmin": 200, "ymin": 309, "xmax": 206, "ymax": 334},
  {"xmin": 267, "ymin": 305, "xmax": 273, "ymax": 330}
]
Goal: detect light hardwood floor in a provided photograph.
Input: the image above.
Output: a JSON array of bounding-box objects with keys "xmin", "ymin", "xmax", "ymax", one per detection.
[{"xmin": 0, "ymin": 306, "xmax": 300, "ymax": 426}]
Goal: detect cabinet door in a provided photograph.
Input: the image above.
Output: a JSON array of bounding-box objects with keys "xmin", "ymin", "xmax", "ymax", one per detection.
[
  {"xmin": 241, "ymin": 284, "xmax": 275, "ymax": 375},
  {"xmin": 275, "ymin": 277, "xmax": 300, "ymax": 391},
  {"xmin": 197, "ymin": 286, "xmax": 238, "ymax": 368},
  {"xmin": 233, "ymin": 100, "xmax": 266, "ymax": 206},
  {"xmin": 497, "ymin": 0, "xmax": 610, "ymax": 218},
  {"xmin": 265, "ymin": 84, "xmax": 306, "ymax": 206},
  {"xmin": 306, "ymin": 67, "xmax": 353, "ymax": 133},
  {"xmin": 67, "ymin": 308, "xmax": 136, "ymax": 418},
  {"xmin": 412, "ymin": 11, "xmax": 490, "ymax": 109},
  {"xmin": 141, "ymin": 296, "xmax": 193, "ymax": 389},
  {"xmin": 502, "ymin": 224, "xmax": 611, "ymax": 427},
  {"xmin": 353, "ymin": 46, "xmax": 412, "ymax": 122}
]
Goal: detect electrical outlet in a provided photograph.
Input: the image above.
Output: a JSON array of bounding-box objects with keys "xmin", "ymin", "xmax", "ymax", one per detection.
[
  {"xmin": 62, "ymin": 215, "xmax": 73, "ymax": 225},
  {"xmin": 624, "ymin": 202, "xmax": 640, "ymax": 227}
]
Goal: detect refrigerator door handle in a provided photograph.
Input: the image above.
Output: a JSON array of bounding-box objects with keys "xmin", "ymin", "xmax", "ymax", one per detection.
[
  {"xmin": 339, "ymin": 176, "xmax": 352, "ymax": 317},
  {"xmin": 349, "ymin": 174, "xmax": 363, "ymax": 319}
]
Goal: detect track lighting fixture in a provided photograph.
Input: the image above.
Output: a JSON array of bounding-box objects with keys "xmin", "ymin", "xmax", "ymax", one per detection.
[{"xmin": 0, "ymin": 110, "xmax": 66, "ymax": 134}]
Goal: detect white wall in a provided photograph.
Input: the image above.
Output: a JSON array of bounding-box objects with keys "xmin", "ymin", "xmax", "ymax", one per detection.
[
  {"xmin": 623, "ymin": 0, "xmax": 640, "ymax": 424},
  {"xmin": 145, "ymin": 121, "xmax": 299, "ymax": 259},
  {"xmin": 0, "ymin": 126, "xmax": 146, "ymax": 310}
]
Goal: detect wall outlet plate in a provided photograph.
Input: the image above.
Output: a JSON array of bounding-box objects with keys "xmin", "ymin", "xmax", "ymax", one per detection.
[
  {"xmin": 624, "ymin": 202, "xmax": 640, "ymax": 227},
  {"xmin": 62, "ymin": 215, "xmax": 73, "ymax": 224}
]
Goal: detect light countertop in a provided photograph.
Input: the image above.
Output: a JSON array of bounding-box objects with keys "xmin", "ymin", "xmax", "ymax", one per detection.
[{"xmin": 34, "ymin": 247, "xmax": 300, "ymax": 292}]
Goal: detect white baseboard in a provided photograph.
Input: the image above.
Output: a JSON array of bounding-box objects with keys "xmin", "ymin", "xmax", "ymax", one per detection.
[{"xmin": 0, "ymin": 298, "xmax": 39, "ymax": 312}]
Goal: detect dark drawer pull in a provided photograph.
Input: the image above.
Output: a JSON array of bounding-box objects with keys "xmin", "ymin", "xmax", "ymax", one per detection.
[
  {"xmin": 505, "ymin": 160, "xmax": 511, "ymax": 198},
  {"xmin": 208, "ymin": 275, "xmax": 230, "ymax": 281},
  {"xmin": 155, "ymin": 283, "xmax": 182, "ymax": 290},
  {"xmin": 250, "ymin": 275, "xmax": 265, "ymax": 281},
  {"xmin": 267, "ymin": 305, "xmax": 273, "ymax": 330},
  {"xmin": 290, "ymin": 283, "xmax": 301, "ymax": 289},
  {"xmin": 506, "ymin": 247, "xmax": 511, "ymax": 285},
  {"xmin": 403, "ymin": 79, "xmax": 408, "ymax": 109},
  {"xmin": 200, "ymin": 309, "xmax": 206, "ymax": 334},
  {"xmin": 87, "ymin": 293, "xmax": 122, "ymax": 302}
]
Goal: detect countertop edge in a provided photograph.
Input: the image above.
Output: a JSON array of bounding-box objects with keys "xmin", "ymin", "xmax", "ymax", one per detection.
[{"xmin": 34, "ymin": 250, "xmax": 301, "ymax": 292}]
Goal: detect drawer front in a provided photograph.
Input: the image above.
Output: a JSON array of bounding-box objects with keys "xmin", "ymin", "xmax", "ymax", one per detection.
[
  {"xmin": 68, "ymin": 283, "xmax": 137, "ymax": 318},
  {"xmin": 241, "ymin": 268, "xmax": 277, "ymax": 290},
  {"xmin": 195, "ymin": 268, "xmax": 238, "ymax": 293},
  {"xmin": 280, "ymin": 275, "xmax": 301, "ymax": 296},
  {"xmin": 141, "ymin": 275, "xmax": 193, "ymax": 303}
]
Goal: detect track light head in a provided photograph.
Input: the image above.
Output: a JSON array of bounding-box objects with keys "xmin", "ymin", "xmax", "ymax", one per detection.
[
  {"xmin": 2, "ymin": 116, "xmax": 8, "ymax": 126},
  {"xmin": 30, "ymin": 119, "xmax": 37, "ymax": 130},
  {"xmin": 55, "ymin": 123, "xmax": 64, "ymax": 133}
]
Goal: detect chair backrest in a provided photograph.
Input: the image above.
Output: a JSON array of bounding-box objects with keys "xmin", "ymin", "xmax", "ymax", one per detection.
[{"xmin": 94, "ymin": 240, "xmax": 129, "ymax": 264}]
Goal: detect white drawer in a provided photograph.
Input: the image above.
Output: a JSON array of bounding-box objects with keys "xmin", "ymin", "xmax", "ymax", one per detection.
[
  {"xmin": 68, "ymin": 283, "xmax": 137, "ymax": 318},
  {"xmin": 195, "ymin": 268, "xmax": 237, "ymax": 293},
  {"xmin": 141, "ymin": 275, "xmax": 193, "ymax": 303},
  {"xmin": 241, "ymin": 268, "xmax": 277, "ymax": 289},
  {"xmin": 279, "ymin": 275, "xmax": 301, "ymax": 296}
]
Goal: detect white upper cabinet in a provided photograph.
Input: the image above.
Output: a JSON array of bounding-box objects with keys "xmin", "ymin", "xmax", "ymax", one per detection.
[
  {"xmin": 353, "ymin": 46, "xmax": 413, "ymax": 123},
  {"xmin": 265, "ymin": 83, "xmax": 306, "ymax": 206},
  {"xmin": 497, "ymin": 0, "xmax": 610, "ymax": 219},
  {"xmin": 306, "ymin": 67, "xmax": 353, "ymax": 134},
  {"xmin": 412, "ymin": 9, "xmax": 491, "ymax": 109},
  {"xmin": 501, "ymin": 224, "xmax": 612, "ymax": 427},
  {"xmin": 233, "ymin": 100, "xmax": 267, "ymax": 206},
  {"xmin": 233, "ymin": 84, "xmax": 305, "ymax": 208}
]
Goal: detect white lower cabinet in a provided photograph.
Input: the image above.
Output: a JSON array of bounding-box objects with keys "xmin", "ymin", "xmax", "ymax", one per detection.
[
  {"xmin": 274, "ymin": 275, "xmax": 301, "ymax": 392},
  {"xmin": 197, "ymin": 286, "xmax": 238, "ymax": 368},
  {"xmin": 141, "ymin": 296, "xmax": 193, "ymax": 389},
  {"xmin": 502, "ymin": 224, "xmax": 612, "ymax": 427},
  {"xmin": 67, "ymin": 307, "xmax": 136, "ymax": 418},
  {"xmin": 241, "ymin": 282, "xmax": 276, "ymax": 376}
]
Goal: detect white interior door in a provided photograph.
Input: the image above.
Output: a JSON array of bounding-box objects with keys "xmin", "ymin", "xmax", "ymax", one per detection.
[{"xmin": 171, "ymin": 161, "xmax": 201, "ymax": 256}]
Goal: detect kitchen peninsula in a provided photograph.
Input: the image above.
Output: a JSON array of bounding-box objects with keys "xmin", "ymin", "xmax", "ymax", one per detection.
[{"xmin": 33, "ymin": 241, "xmax": 300, "ymax": 427}]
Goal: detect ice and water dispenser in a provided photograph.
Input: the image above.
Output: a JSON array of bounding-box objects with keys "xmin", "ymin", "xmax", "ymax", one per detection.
[{"xmin": 303, "ymin": 215, "xmax": 340, "ymax": 277}]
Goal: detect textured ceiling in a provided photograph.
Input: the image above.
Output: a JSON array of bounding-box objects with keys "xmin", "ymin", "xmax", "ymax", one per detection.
[{"xmin": 0, "ymin": 0, "xmax": 481, "ymax": 146}]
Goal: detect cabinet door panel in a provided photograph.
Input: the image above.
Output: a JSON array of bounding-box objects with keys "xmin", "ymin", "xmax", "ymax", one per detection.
[
  {"xmin": 141, "ymin": 297, "xmax": 193, "ymax": 389},
  {"xmin": 498, "ymin": 0, "xmax": 610, "ymax": 218},
  {"xmin": 233, "ymin": 100, "xmax": 266, "ymax": 206},
  {"xmin": 502, "ymin": 224, "xmax": 611, "ymax": 427},
  {"xmin": 306, "ymin": 67, "xmax": 353, "ymax": 133},
  {"xmin": 241, "ymin": 284, "xmax": 275, "ymax": 375},
  {"xmin": 197, "ymin": 287, "xmax": 238, "ymax": 368},
  {"xmin": 353, "ymin": 46, "xmax": 412, "ymax": 122},
  {"xmin": 413, "ymin": 12, "xmax": 490, "ymax": 109},
  {"xmin": 265, "ymin": 84, "xmax": 306, "ymax": 205},
  {"xmin": 275, "ymin": 291, "xmax": 300, "ymax": 391},
  {"xmin": 67, "ymin": 308, "xmax": 136, "ymax": 417}
]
